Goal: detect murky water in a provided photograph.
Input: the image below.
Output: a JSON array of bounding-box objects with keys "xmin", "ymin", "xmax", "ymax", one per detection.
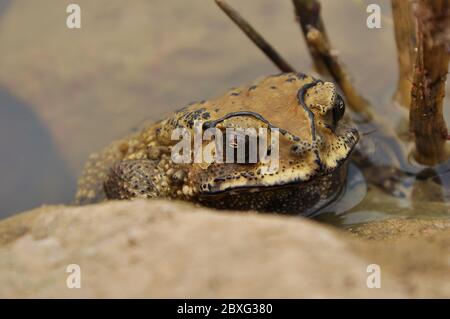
[
  {"xmin": 0, "ymin": 0, "xmax": 10, "ymax": 16},
  {"xmin": 0, "ymin": 89, "xmax": 75, "ymax": 216},
  {"xmin": 0, "ymin": 0, "xmax": 448, "ymax": 224}
]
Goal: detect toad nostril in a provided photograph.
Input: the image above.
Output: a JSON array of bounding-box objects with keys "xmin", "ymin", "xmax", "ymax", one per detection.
[{"xmin": 291, "ymin": 144, "xmax": 301, "ymax": 154}]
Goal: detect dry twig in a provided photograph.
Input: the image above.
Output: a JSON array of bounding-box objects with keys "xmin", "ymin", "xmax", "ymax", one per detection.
[
  {"xmin": 306, "ymin": 27, "xmax": 373, "ymax": 121},
  {"xmin": 391, "ymin": 0, "xmax": 417, "ymax": 107},
  {"xmin": 292, "ymin": 0, "xmax": 373, "ymax": 121},
  {"xmin": 215, "ymin": 0, "xmax": 295, "ymax": 73},
  {"xmin": 409, "ymin": 0, "xmax": 450, "ymax": 165},
  {"xmin": 292, "ymin": 0, "xmax": 330, "ymax": 74}
]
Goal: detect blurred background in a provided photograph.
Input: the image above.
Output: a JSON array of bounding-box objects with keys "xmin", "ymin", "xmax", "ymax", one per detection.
[{"xmin": 0, "ymin": 0, "xmax": 447, "ymax": 218}]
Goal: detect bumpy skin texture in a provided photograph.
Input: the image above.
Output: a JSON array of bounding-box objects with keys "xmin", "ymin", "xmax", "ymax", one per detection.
[{"xmin": 76, "ymin": 72, "xmax": 359, "ymax": 215}]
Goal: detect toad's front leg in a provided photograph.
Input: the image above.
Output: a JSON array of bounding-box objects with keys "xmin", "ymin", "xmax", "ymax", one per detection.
[
  {"xmin": 104, "ymin": 158, "xmax": 191, "ymax": 201},
  {"xmin": 104, "ymin": 159, "xmax": 165, "ymax": 200}
]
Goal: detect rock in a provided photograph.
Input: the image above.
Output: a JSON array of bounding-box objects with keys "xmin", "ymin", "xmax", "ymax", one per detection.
[{"xmin": 0, "ymin": 200, "xmax": 449, "ymax": 298}]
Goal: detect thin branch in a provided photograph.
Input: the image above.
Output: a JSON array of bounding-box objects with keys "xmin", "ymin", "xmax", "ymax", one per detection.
[
  {"xmin": 292, "ymin": 0, "xmax": 373, "ymax": 121},
  {"xmin": 292, "ymin": 0, "xmax": 330, "ymax": 74},
  {"xmin": 306, "ymin": 27, "xmax": 373, "ymax": 121},
  {"xmin": 391, "ymin": 0, "xmax": 417, "ymax": 107},
  {"xmin": 409, "ymin": 0, "xmax": 450, "ymax": 165},
  {"xmin": 215, "ymin": 0, "xmax": 295, "ymax": 73}
]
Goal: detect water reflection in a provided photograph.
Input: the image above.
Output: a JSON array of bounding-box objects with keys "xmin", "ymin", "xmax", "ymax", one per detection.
[
  {"xmin": 0, "ymin": 0, "xmax": 10, "ymax": 17},
  {"xmin": 0, "ymin": 88, "xmax": 75, "ymax": 218}
]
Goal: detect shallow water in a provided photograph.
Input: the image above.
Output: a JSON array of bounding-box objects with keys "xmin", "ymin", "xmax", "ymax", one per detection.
[
  {"xmin": 0, "ymin": 0, "xmax": 448, "ymax": 224},
  {"xmin": 0, "ymin": 88, "xmax": 75, "ymax": 216}
]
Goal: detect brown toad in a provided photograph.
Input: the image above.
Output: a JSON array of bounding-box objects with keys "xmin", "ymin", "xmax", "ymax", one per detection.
[{"xmin": 76, "ymin": 72, "xmax": 359, "ymax": 215}]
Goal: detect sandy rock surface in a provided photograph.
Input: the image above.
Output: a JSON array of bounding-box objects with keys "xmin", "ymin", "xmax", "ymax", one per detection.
[{"xmin": 0, "ymin": 200, "xmax": 449, "ymax": 298}]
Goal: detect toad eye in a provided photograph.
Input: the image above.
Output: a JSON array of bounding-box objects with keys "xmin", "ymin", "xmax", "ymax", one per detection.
[{"xmin": 332, "ymin": 94, "xmax": 345, "ymax": 124}]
